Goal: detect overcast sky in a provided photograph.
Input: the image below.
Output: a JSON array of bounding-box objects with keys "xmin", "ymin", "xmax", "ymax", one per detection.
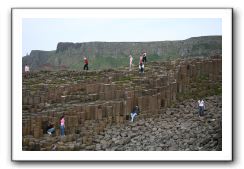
[{"xmin": 22, "ymin": 18, "xmax": 222, "ymax": 56}]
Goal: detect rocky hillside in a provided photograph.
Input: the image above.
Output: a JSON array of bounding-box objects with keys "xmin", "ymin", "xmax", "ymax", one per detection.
[
  {"xmin": 22, "ymin": 35, "xmax": 222, "ymax": 71},
  {"xmin": 22, "ymin": 57, "xmax": 222, "ymax": 151}
]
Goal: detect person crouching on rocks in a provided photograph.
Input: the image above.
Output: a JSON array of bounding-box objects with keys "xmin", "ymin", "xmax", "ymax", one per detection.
[
  {"xmin": 131, "ymin": 105, "xmax": 140, "ymax": 122},
  {"xmin": 198, "ymin": 99, "xmax": 205, "ymax": 117},
  {"xmin": 47, "ymin": 122, "xmax": 55, "ymax": 136},
  {"xmin": 60, "ymin": 115, "xmax": 65, "ymax": 136}
]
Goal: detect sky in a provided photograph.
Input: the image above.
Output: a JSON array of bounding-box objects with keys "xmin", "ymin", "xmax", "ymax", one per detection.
[{"xmin": 22, "ymin": 18, "xmax": 222, "ymax": 56}]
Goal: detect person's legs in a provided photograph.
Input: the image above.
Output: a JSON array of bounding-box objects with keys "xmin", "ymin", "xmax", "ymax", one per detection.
[
  {"xmin": 48, "ymin": 128, "xmax": 55, "ymax": 134},
  {"xmin": 131, "ymin": 113, "xmax": 137, "ymax": 122},
  {"xmin": 60, "ymin": 125, "xmax": 65, "ymax": 136},
  {"xmin": 200, "ymin": 106, "xmax": 204, "ymax": 116},
  {"xmin": 47, "ymin": 128, "xmax": 55, "ymax": 135},
  {"xmin": 83, "ymin": 64, "xmax": 86, "ymax": 70},
  {"xmin": 199, "ymin": 106, "xmax": 204, "ymax": 116},
  {"xmin": 84, "ymin": 64, "xmax": 88, "ymax": 70},
  {"xmin": 130, "ymin": 113, "xmax": 133, "ymax": 122}
]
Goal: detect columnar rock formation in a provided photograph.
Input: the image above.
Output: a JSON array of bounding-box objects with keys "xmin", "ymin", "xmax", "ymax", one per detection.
[{"xmin": 22, "ymin": 56, "xmax": 222, "ymax": 151}]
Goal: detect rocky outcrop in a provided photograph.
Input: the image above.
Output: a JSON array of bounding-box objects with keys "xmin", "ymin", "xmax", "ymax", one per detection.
[
  {"xmin": 94, "ymin": 95, "xmax": 222, "ymax": 151},
  {"xmin": 22, "ymin": 56, "xmax": 222, "ymax": 151}
]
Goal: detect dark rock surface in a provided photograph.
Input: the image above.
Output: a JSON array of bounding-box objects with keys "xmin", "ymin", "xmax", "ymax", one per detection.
[
  {"xmin": 96, "ymin": 95, "xmax": 222, "ymax": 151},
  {"xmin": 23, "ymin": 95, "xmax": 222, "ymax": 151}
]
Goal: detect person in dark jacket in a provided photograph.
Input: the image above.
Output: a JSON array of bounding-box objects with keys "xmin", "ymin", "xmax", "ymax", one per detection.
[
  {"xmin": 142, "ymin": 52, "xmax": 147, "ymax": 63},
  {"xmin": 130, "ymin": 105, "xmax": 140, "ymax": 122}
]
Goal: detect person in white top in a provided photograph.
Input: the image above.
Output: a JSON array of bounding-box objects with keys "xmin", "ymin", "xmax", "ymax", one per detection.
[
  {"xmin": 129, "ymin": 55, "xmax": 133, "ymax": 71},
  {"xmin": 24, "ymin": 64, "xmax": 30, "ymax": 78},
  {"xmin": 25, "ymin": 64, "xmax": 30, "ymax": 72},
  {"xmin": 198, "ymin": 99, "xmax": 205, "ymax": 117}
]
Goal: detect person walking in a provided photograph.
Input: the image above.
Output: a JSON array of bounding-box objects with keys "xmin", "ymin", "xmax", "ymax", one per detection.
[
  {"xmin": 139, "ymin": 55, "xmax": 144, "ymax": 74},
  {"xmin": 83, "ymin": 57, "xmax": 89, "ymax": 70},
  {"xmin": 60, "ymin": 115, "xmax": 65, "ymax": 136},
  {"xmin": 139, "ymin": 63, "xmax": 144, "ymax": 74},
  {"xmin": 129, "ymin": 55, "xmax": 133, "ymax": 71},
  {"xmin": 198, "ymin": 99, "xmax": 205, "ymax": 117},
  {"xmin": 142, "ymin": 52, "xmax": 147, "ymax": 63},
  {"xmin": 139, "ymin": 55, "xmax": 143, "ymax": 64},
  {"xmin": 24, "ymin": 64, "xmax": 30, "ymax": 78}
]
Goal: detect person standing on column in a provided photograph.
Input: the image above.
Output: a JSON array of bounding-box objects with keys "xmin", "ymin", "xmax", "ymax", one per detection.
[
  {"xmin": 24, "ymin": 64, "xmax": 30, "ymax": 78},
  {"xmin": 129, "ymin": 55, "xmax": 133, "ymax": 71},
  {"xmin": 83, "ymin": 56, "xmax": 89, "ymax": 70},
  {"xmin": 198, "ymin": 99, "xmax": 205, "ymax": 117},
  {"xmin": 142, "ymin": 52, "xmax": 147, "ymax": 63},
  {"xmin": 60, "ymin": 115, "xmax": 65, "ymax": 136},
  {"xmin": 139, "ymin": 55, "xmax": 144, "ymax": 74}
]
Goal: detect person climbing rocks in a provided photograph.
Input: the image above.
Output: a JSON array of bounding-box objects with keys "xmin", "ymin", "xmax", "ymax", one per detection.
[
  {"xmin": 47, "ymin": 122, "xmax": 55, "ymax": 136},
  {"xmin": 139, "ymin": 55, "xmax": 144, "ymax": 73},
  {"xmin": 139, "ymin": 63, "xmax": 144, "ymax": 74},
  {"xmin": 198, "ymin": 99, "xmax": 205, "ymax": 117},
  {"xmin": 83, "ymin": 56, "xmax": 89, "ymax": 70},
  {"xmin": 139, "ymin": 54, "xmax": 143, "ymax": 64},
  {"xmin": 142, "ymin": 52, "xmax": 147, "ymax": 63},
  {"xmin": 60, "ymin": 115, "xmax": 65, "ymax": 136},
  {"xmin": 129, "ymin": 55, "xmax": 133, "ymax": 71},
  {"xmin": 24, "ymin": 64, "xmax": 30, "ymax": 78},
  {"xmin": 130, "ymin": 105, "xmax": 140, "ymax": 122}
]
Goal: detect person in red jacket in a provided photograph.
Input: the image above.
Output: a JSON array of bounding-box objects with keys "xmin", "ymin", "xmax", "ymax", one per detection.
[{"xmin": 83, "ymin": 57, "xmax": 89, "ymax": 70}]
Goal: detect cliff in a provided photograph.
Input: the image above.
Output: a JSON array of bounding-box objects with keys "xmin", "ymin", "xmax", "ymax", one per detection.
[{"xmin": 22, "ymin": 35, "xmax": 222, "ymax": 71}]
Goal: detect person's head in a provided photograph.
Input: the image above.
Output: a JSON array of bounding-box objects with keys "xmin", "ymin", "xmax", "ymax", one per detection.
[{"xmin": 60, "ymin": 115, "xmax": 64, "ymax": 120}]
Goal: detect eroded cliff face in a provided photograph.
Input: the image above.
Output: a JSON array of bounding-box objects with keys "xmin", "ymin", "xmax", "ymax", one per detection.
[
  {"xmin": 23, "ymin": 36, "xmax": 222, "ymax": 71},
  {"xmin": 22, "ymin": 57, "xmax": 222, "ymax": 151}
]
